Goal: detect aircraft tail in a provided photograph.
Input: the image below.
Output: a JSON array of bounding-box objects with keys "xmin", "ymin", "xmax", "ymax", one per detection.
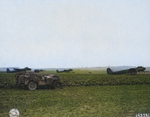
[
  {"xmin": 6, "ymin": 68, "xmax": 11, "ymax": 73},
  {"xmin": 107, "ymin": 68, "xmax": 113, "ymax": 74}
]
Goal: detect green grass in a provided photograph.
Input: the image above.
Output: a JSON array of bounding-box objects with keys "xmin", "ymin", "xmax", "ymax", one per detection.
[
  {"xmin": 0, "ymin": 85, "xmax": 150, "ymax": 117},
  {"xmin": 1, "ymin": 73, "xmax": 150, "ymax": 88},
  {"xmin": 0, "ymin": 70, "xmax": 150, "ymax": 116},
  {"xmin": 68, "ymin": 69, "xmax": 107, "ymax": 74},
  {"xmin": 41, "ymin": 69, "xmax": 107, "ymax": 74}
]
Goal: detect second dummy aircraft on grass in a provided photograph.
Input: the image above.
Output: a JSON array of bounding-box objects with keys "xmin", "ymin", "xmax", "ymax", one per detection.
[{"xmin": 107, "ymin": 66, "xmax": 146, "ymax": 75}]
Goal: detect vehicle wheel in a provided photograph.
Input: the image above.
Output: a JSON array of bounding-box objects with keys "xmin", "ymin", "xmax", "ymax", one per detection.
[
  {"xmin": 53, "ymin": 81, "xmax": 62, "ymax": 89},
  {"xmin": 28, "ymin": 81, "xmax": 37, "ymax": 90}
]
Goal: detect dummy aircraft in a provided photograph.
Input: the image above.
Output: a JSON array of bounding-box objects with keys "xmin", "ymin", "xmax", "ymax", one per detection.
[
  {"xmin": 7, "ymin": 67, "xmax": 31, "ymax": 73},
  {"xmin": 56, "ymin": 68, "xmax": 73, "ymax": 73},
  {"xmin": 107, "ymin": 66, "xmax": 146, "ymax": 75}
]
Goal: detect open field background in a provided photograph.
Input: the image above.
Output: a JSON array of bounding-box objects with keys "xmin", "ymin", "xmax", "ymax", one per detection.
[
  {"xmin": 43, "ymin": 67, "xmax": 150, "ymax": 74},
  {"xmin": 0, "ymin": 69, "xmax": 150, "ymax": 117},
  {"xmin": 1, "ymin": 85, "xmax": 150, "ymax": 117}
]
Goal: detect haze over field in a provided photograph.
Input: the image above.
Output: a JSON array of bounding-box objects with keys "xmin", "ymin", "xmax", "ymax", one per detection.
[{"xmin": 0, "ymin": 0, "xmax": 150, "ymax": 68}]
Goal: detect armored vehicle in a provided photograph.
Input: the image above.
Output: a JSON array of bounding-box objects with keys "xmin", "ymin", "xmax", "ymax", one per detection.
[{"xmin": 15, "ymin": 71, "xmax": 62, "ymax": 90}]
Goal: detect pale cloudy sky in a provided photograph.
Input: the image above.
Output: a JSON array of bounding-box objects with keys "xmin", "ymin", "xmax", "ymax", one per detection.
[{"xmin": 0, "ymin": 0, "xmax": 150, "ymax": 68}]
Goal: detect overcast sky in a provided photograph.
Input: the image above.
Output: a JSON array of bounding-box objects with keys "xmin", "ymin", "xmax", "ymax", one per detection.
[{"xmin": 0, "ymin": 0, "xmax": 150, "ymax": 68}]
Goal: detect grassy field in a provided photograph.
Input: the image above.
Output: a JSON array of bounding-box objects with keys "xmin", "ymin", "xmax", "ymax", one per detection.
[
  {"xmin": 0, "ymin": 69, "xmax": 150, "ymax": 117},
  {"xmin": 42, "ymin": 68, "xmax": 107, "ymax": 74},
  {"xmin": 1, "ymin": 85, "xmax": 150, "ymax": 117}
]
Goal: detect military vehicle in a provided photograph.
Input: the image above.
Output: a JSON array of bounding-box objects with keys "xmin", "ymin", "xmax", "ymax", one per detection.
[
  {"xmin": 15, "ymin": 71, "xmax": 62, "ymax": 90},
  {"xmin": 107, "ymin": 66, "xmax": 146, "ymax": 75}
]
